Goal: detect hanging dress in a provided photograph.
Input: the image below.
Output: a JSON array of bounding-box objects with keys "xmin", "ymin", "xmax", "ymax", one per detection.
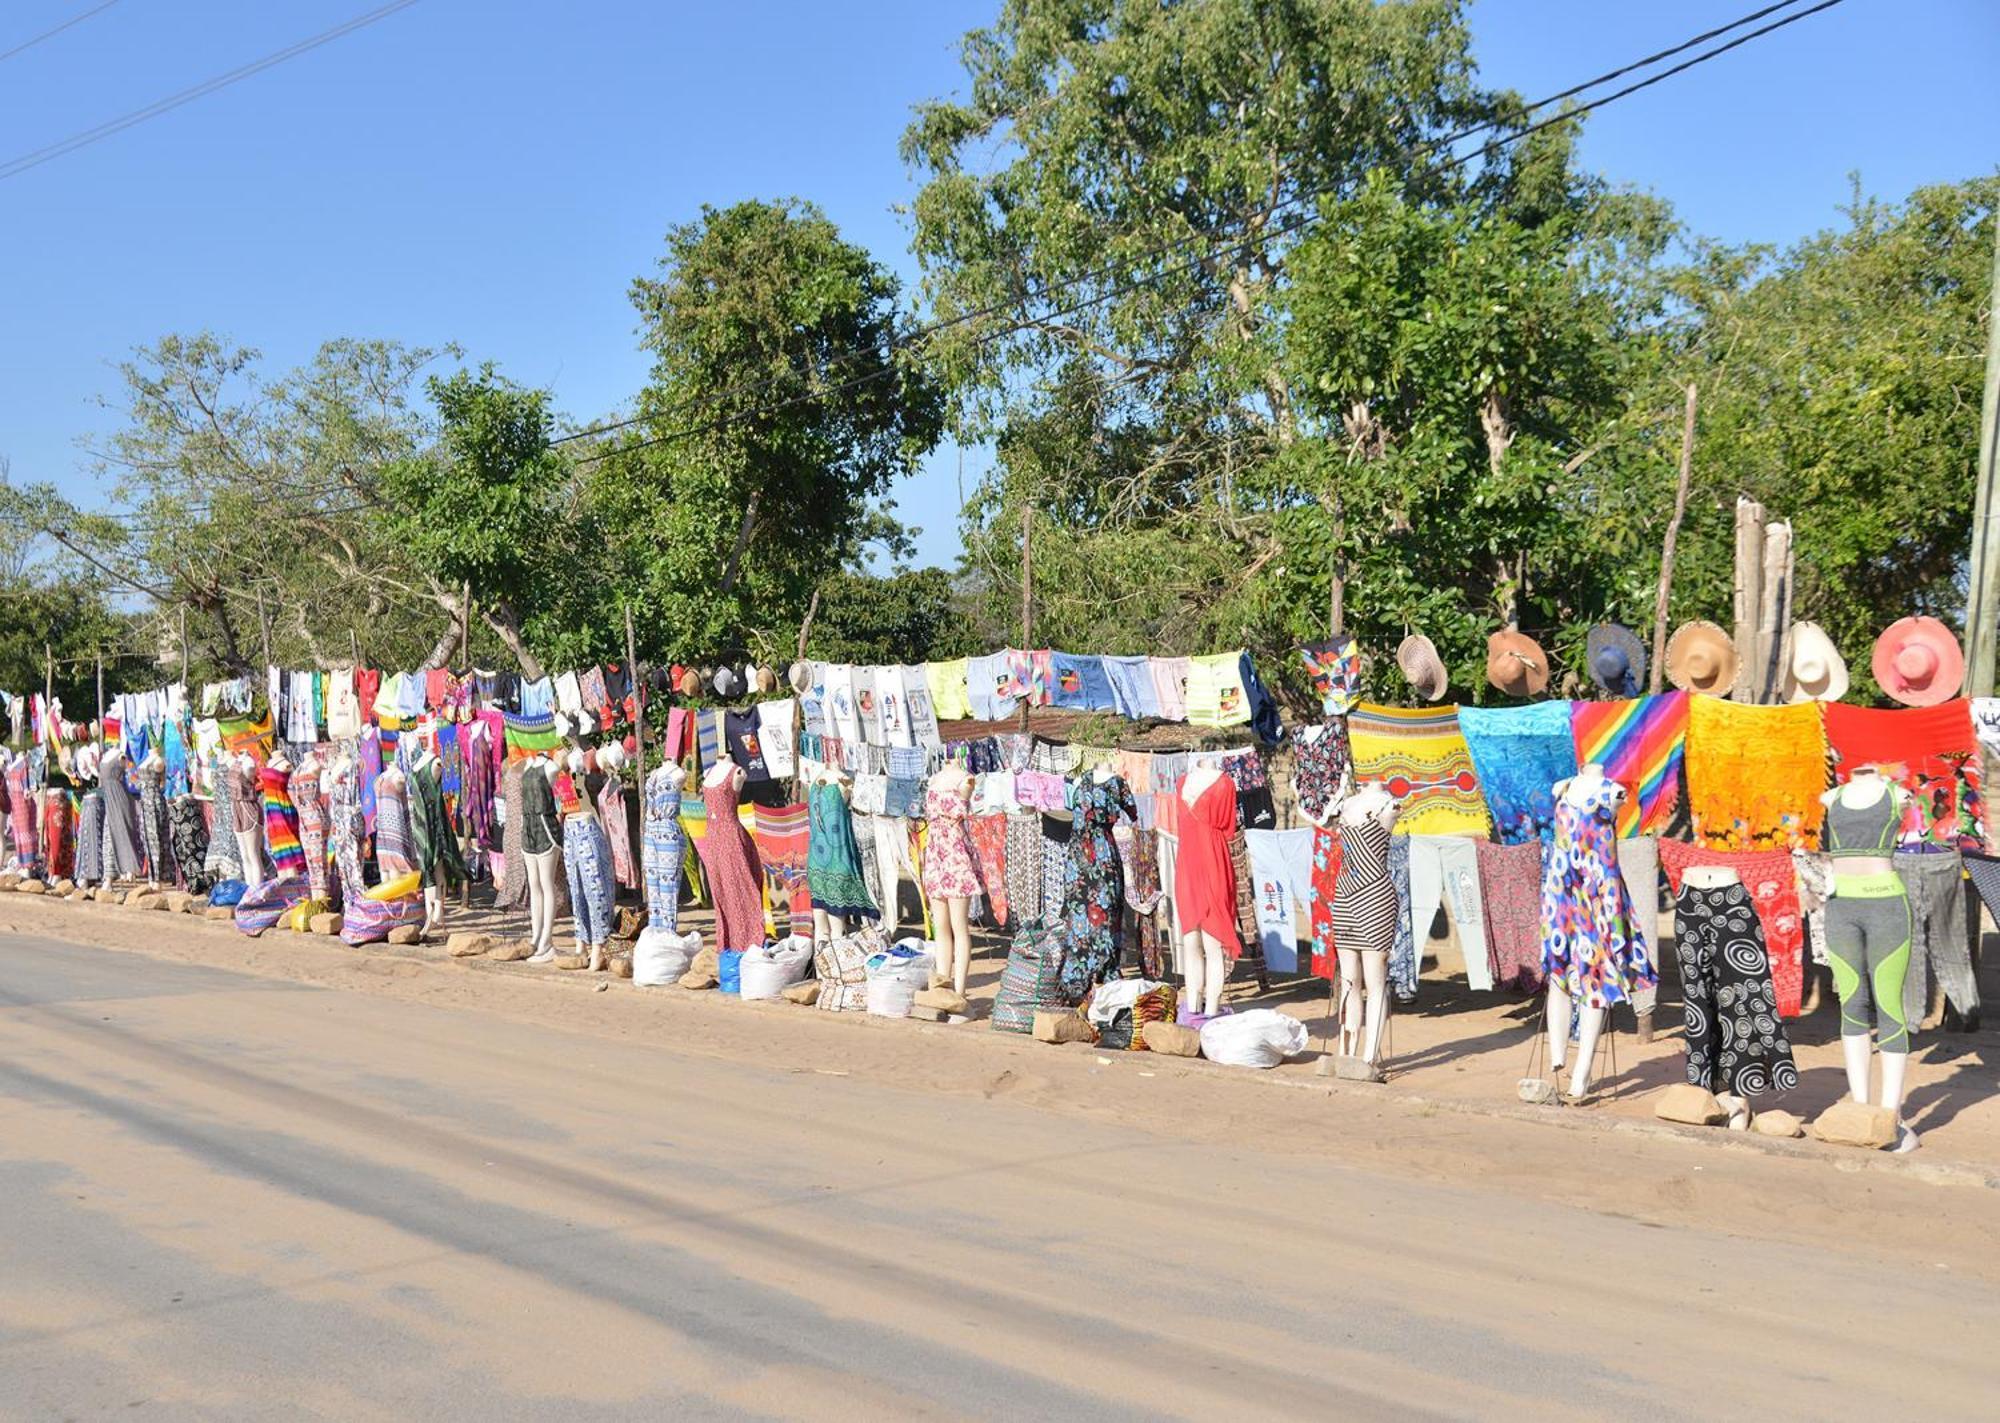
[
  {"xmin": 6, "ymin": 756, "xmax": 38, "ymax": 872},
  {"xmin": 99, "ymin": 752, "xmax": 145, "ymax": 881},
  {"xmin": 260, "ymin": 764, "xmax": 303, "ymax": 879},
  {"xmin": 695, "ymin": 774, "xmax": 766, "ymax": 951},
  {"xmin": 75, "ymin": 788, "xmax": 105, "ymax": 884},
  {"xmin": 1171, "ymin": 774, "xmax": 1241, "ymax": 955},
  {"xmin": 408, "ymin": 757, "xmax": 465, "ymax": 890},
  {"xmin": 326, "ymin": 759, "xmax": 369, "ymax": 903},
  {"xmin": 597, "ymin": 774, "xmax": 638, "ymax": 890},
  {"xmin": 169, "ymin": 796, "xmax": 212, "ymax": 895},
  {"xmin": 1329, "ymin": 812, "xmax": 1398, "ymax": 956},
  {"xmin": 806, "ymin": 779, "xmax": 877, "ymax": 921},
  {"xmin": 136, "ymin": 761, "xmax": 174, "ymax": 884},
  {"xmin": 291, "ymin": 756, "xmax": 332, "ymax": 902},
  {"xmin": 1055, "ymin": 773, "xmax": 1137, "ymax": 1001},
  {"xmin": 1538, "ymin": 778, "xmax": 1658, "ymax": 1008},
  {"xmin": 641, "ymin": 765, "xmax": 686, "ymax": 931},
  {"xmin": 374, "ymin": 771, "xmax": 415, "ymax": 878},
  {"xmin": 920, "ymin": 781, "xmax": 982, "ymax": 900}
]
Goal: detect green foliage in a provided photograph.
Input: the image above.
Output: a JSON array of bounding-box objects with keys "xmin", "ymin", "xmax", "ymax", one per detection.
[
  {"xmin": 583, "ymin": 199, "xmax": 944, "ymax": 664},
  {"xmin": 804, "ymin": 568, "xmax": 983, "ymax": 666}
]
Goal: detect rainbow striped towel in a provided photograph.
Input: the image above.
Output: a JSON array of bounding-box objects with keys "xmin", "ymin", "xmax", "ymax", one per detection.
[{"xmin": 1568, "ymin": 691, "xmax": 1687, "ymax": 838}]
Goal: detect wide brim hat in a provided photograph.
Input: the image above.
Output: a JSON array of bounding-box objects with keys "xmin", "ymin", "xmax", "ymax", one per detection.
[
  {"xmin": 1783, "ymin": 621, "xmax": 1849, "ymax": 703},
  {"xmin": 1585, "ymin": 623, "xmax": 1646, "ymax": 697},
  {"xmin": 1872, "ymin": 616, "xmax": 1963, "ymax": 707},
  {"xmin": 753, "ymin": 665, "xmax": 778, "ymax": 695},
  {"xmin": 675, "ymin": 669, "xmax": 701, "ymax": 698},
  {"xmin": 1665, "ymin": 620, "xmax": 1740, "ymax": 696},
  {"xmin": 712, "ymin": 667, "xmax": 742, "ymax": 699},
  {"xmin": 1486, "ymin": 628, "xmax": 1550, "ymax": 698},
  {"xmin": 787, "ymin": 661, "xmax": 812, "ymax": 695},
  {"xmin": 1396, "ymin": 634, "xmax": 1448, "ymax": 703}
]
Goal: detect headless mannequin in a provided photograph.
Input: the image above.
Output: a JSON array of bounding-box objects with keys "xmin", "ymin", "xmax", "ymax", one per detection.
[
  {"xmin": 1332, "ymin": 770, "xmax": 1401, "ymax": 1067},
  {"xmin": 233, "ymin": 752, "xmax": 265, "ymax": 893},
  {"xmin": 140, "ymin": 747, "xmax": 167, "ymax": 888},
  {"xmin": 523, "ymin": 756, "xmax": 562, "ymax": 963},
  {"xmin": 567, "ymin": 748, "xmax": 610, "ymax": 971},
  {"xmin": 704, "ymin": 759, "xmax": 745, "ymax": 792},
  {"xmin": 75, "ymin": 746, "xmax": 102, "ymax": 890},
  {"xmin": 812, "ymin": 764, "xmax": 850, "ymax": 943},
  {"xmin": 411, "ymin": 746, "xmax": 446, "ymax": 933},
  {"xmin": 1547, "ymin": 764, "xmax": 1621, "ymax": 1098},
  {"xmin": 1180, "ymin": 762, "xmax": 1231, "ymax": 1019},
  {"xmin": 927, "ymin": 761, "xmax": 974, "ymax": 995},
  {"xmin": 1820, "ymin": 770, "xmax": 1918, "ymax": 1151}
]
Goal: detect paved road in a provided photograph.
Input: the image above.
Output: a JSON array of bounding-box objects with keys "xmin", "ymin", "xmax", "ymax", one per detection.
[{"xmin": 0, "ymin": 932, "xmax": 1991, "ymax": 1420}]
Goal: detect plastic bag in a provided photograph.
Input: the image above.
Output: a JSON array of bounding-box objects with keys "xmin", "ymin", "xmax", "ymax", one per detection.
[
  {"xmin": 1198, "ymin": 1009, "xmax": 1309, "ymax": 1069},
  {"xmin": 739, "ymin": 936, "xmax": 814, "ymax": 1000},
  {"xmin": 633, "ymin": 927, "xmax": 701, "ymax": 987},
  {"xmin": 863, "ymin": 937, "xmax": 933, "ymax": 1019},
  {"xmin": 718, "ymin": 949, "xmax": 744, "ymax": 995},
  {"xmin": 208, "ymin": 879, "xmax": 247, "ymax": 908}
]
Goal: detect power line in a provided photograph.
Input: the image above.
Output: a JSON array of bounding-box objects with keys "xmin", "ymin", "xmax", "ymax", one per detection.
[
  {"xmin": 0, "ymin": 0, "xmax": 122, "ymax": 65},
  {"xmin": 552, "ymin": 0, "xmax": 1837, "ymax": 453},
  {"xmin": 0, "ymin": 0, "xmax": 423, "ymax": 182},
  {"xmin": 574, "ymin": 0, "xmax": 1847, "ymax": 467}
]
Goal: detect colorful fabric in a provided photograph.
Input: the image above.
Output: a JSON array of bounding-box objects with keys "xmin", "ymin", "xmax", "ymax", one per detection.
[
  {"xmin": 1539, "ymin": 779, "xmax": 1658, "ymax": 1009},
  {"xmin": 1308, "ymin": 824, "xmax": 1343, "ymax": 980},
  {"xmin": 750, "ymin": 801, "xmax": 810, "ymax": 937},
  {"xmin": 1290, "ymin": 721, "xmax": 1350, "ymax": 824},
  {"xmin": 1055, "ymin": 774, "xmax": 1137, "ymax": 1001},
  {"xmin": 1685, "ymin": 696, "xmax": 1827, "ymax": 851},
  {"xmin": 1346, "ymin": 703, "xmax": 1488, "ymax": 837},
  {"xmin": 564, "ymin": 814, "xmax": 615, "ymax": 949},
  {"xmin": 1184, "ymin": 651, "xmax": 1250, "ymax": 727},
  {"xmin": 1459, "ymin": 702, "xmax": 1577, "ymax": 845},
  {"xmin": 596, "ymin": 776, "xmax": 638, "ymax": 889},
  {"xmin": 1672, "ymin": 879, "xmax": 1799, "ymax": 1097},
  {"xmin": 374, "ymin": 772, "xmax": 416, "ymax": 878},
  {"xmin": 967, "ymin": 812, "xmax": 1010, "ymax": 926},
  {"xmin": 927, "ymin": 658, "xmax": 972, "ymax": 721},
  {"xmin": 1569, "ymin": 691, "xmax": 1688, "ymax": 838},
  {"xmin": 258, "ymin": 765, "xmax": 303, "ymax": 877},
  {"xmin": 696, "ymin": 777, "xmax": 766, "ymax": 951},
  {"xmin": 1823, "ymin": 700, "xmax": 1982, "ymax": 851},
  {"xmin": 1300, "ymin": 636, "xmax": 1362, "ymax": 716},
  {"xmin": 806, "ymin": 781, "xmax": 876, "ymax": 919},
  {"xmin": 1659, "ymin": 837, "xmax": 1806, "ymax": 1018},
  {"xmin": 39, "ymin": 788, "xmax": 72, "ymax": 882},
  {"xmin": 990, "ymin": 918, "xmax": 1064, "ymax": 1034},
  {"xmin": 920, "ymin": 783, "xmax": 981, "ymax": 899},
  {"xmin": 292, "ymin": 761, "xmax": 332, "ymax": 902},
  {"xmin": 1475, "ymin": 838, "xmax": 1545, "ymax": 991}
]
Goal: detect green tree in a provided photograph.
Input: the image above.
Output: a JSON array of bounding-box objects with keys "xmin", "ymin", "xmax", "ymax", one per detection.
[
  {"xmin": 804, "ymin": 567, "xmax": 984, "ymax": 666},
  {"xmin": 582, "ymin": 199, "xmax": 944, "ymax": 663}
]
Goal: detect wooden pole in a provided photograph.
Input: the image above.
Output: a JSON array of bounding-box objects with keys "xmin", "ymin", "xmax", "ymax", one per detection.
[
  {"xmin": 256, "ymin": 588, "xmax": 273, "ymax": 676},
  {"xmin": 44, "ymin": 643, "xmax": 53, "ymax": 711},
  {"xmin": 1731, "ymin": 496, "xmax": 1766, "ymax": 702},
  {"xmin": 1966, "ymin": 213, "xmax": 2000, "ymax": 699},
  {"xmin": 178, "ymin": 605, "xmax": 189, "ymax": 688},
  {"xmin": 350, "ymin": 627, "xmax": 361, "ymax": 668},
  {"xmin": 1753, "ymin": 521, "xmax": 1793, "ymax": 703},
  {"xmin": 459, "ymin": 581, "xmax": 472, "ymax": 667},
  {"xmin": 1018, "ymin": 504, "xmax": 1033, "ymax": 734},
  {"xmin": 1649, "ymin": 383, "xmax": 1698, "ymax": 694},
  {"xmin": 95, "ymin": 654, "xmax": 104, "ymax": 727},
  {"xmin": 624, "ymin": 602, "xmax": 644, "ymax": 783}
]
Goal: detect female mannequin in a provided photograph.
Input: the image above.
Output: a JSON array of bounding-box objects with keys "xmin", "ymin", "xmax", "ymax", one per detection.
[
  {"xmin": 1330, "ymin": 770, "xmax": 1401, "ymax": 1072},
  {"xmin": 292, "ymin": 749, "xmax": 331, "ymax": 904},
  {"xmin": 136, "ymin": 746, "xmax": 173, "ymax": 888},
  {"xmin": 406, "ymin": 742, "xmax": 461, "ymax": 933},
  {"xmin": 641, "ymin": 757, "xmax": 688, "ymax": 931},
  {"xmin": 1819, "ymin": 768, "xmax": 1918, "ymax": 1151},
  {"xmin": 1174, "ymin": 761, "xmax": 1241, "ymax": 1022},
  {"xmin": 695, "ymin": 757, "xmax": 765, "ymax": 953},
  {"xmin": 324, "ymin": 749, "xmax": 368, "ymax": 905},
  {"xmin": 921, "ymin": 761, "xmax": 978, "ymax": 997},
  {"xmin": 99, "ymin": 744, "xmax": 146, "ymax": 886},
  {"xmin": 560, "ymin": 748, "xmax": 615, "ymax": 970},
  {"xmin": 374, "ymin": 761, "xmax": 415, "ymax": 879},
  {"xmin": 1541, "ymin": 764, "xmax": 1657, "ymax": 1100},
  {"xmin": 806, "ymin": 763, "xmax": 875, "ymax": 939},
  {"xmin": 520, "ymin": 754, "xmax": 563, "ymax": 963},
  {"xmin": 74, "ymin": 744, "xmax": 106, "ymax": 891},
  {"xmin": 229, "ymin": 751, "xmax": 265, "ymax": 892}
]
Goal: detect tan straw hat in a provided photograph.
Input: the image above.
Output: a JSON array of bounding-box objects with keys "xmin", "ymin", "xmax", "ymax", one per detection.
[
  {"xmin": 1665, "ymin": 620, "xmax": 1739, "ymax": 696},
  {"xmin": 1396, "ymin": 634, "xmax": 1449, "ymax": 703},
  {"xmin": 1783, "ymin": 622, "xmax": 1849, "ymax": 703},
  {"xmin": 1485, "ymin": 628, "xmax": 1550, "ymax": 698}
]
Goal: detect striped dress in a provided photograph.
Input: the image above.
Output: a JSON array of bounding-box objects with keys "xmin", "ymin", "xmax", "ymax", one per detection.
[{"xmin": 259, "ymin": 764, "xmax": 304, "ymax": 878}]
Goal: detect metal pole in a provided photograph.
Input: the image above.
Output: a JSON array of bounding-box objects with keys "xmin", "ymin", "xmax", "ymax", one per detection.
[{"xmin": 1965, "ymin": 216, "xmax": 2000, "ymax": 698}]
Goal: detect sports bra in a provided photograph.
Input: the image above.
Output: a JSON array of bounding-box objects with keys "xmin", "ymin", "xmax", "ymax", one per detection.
[{"xmin": 1823, "ymin": 784, "xmax": 1899, "ymax": 858}]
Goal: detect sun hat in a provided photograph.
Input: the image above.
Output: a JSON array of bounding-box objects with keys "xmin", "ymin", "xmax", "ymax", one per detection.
[
  {"xmin": 1664, "ymin": 620, "xmax": 1740, "ymax": 696},
  {"xmin": 754, "ymin": 665, "xmax": 778, "ymax": 695},
  {"xmin": 675, "ymin": 669, "xmax": 701, "ymax": 698},
  {"xmin": 1872, "ymin": 616, "xmax": 1963, "ymax": 707},
  {"xmin": 1782, "ymin": 622, "xmax": 1849, "ymax": 703},
  {"xmin": 1396, "ymin": 634, "xmax": 1449, "ymax": 703},
  {"xmin": 1486, "ymin": 628, "xmax": 1550, "ymax": 698},
  {"xmin": 1585, "ymin": 624, "xmax": 1646, "ymax": 698},
  {"xmin": 712, "ymin": 666, "xmax": 742, "ymax": 699},
  {"xmin": 787, "ymin": 661, "xmax": 813, "ymax": 695}
]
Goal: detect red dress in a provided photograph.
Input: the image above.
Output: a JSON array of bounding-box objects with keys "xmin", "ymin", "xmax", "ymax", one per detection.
[
  {"xmin": 1173, "ymin": 774, "xmax": 1241, "ymax": 955},
  {"xmin": 695, "ymin": 776, "xmax": 767, "ymax": 952}
]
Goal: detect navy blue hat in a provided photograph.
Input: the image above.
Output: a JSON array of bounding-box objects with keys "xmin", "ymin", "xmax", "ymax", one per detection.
[{"xmin": 1586, "ymin": 624, "xmax": 1646, "ymax": 697}]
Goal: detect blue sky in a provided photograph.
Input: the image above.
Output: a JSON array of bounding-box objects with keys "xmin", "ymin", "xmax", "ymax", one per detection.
[{"xmin": 2, "ymin": 0, "xmax": 1995, "ymax": 569}]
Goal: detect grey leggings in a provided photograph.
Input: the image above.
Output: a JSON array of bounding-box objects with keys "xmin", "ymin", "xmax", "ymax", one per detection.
[
  {"xmin": 1824, "ymin": 882, "xmax": 1913, "ymax": 1055},
  {"xmin": 1894, "ymin": 850, "xmax": 1979, "ymax": 1025}
]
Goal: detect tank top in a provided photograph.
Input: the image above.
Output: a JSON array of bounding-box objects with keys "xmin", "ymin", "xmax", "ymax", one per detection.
[{"xmin": 1823, "ymin": 783, "xmax": 1898, "ymax": 858}]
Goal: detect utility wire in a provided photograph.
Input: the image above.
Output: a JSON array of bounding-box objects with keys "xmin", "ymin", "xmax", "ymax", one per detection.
[
  {"xmin": 0, "ymin": 0, "xmax": 122, "ymax": 65},
  {"xmin": 552, "ymin": 0, "xmax": 1837, "ymax": 452},
  {"xmin": 0, "ymin": 0, "xmax": 423, "ymax": 182},
  {"xmin": 574, "ymin": 0, "xmax": 1846, "ymax": 467}
]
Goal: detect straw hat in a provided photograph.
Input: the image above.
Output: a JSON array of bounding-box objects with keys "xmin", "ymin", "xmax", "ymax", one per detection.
[
  {"xmin": 754, "ymin": 665, "xmax": 778, "ymax": 696},
  {"xmin": 1486, "ymin": 628, "xmax": 1550, "ymax": 698},
  {"xmin": 1585, "ymin": 624, "xmax": 1646, "ymax": 698},
  {"xmin": 1872, "ymin": 616, "xmax": 1963, "ymax": 707},
  {"xmin": 675, "ymin": 669, "xmax": 701, "ymax": 698},
  {"xmin": 787, "ymin": 661, "xmax": 813, "ymax": 695},
  {"xmin": 1396, "ymin": 634, "xmax": 1449, "ymax": 703},
  {"xmin": 1664, "ymin": 620, "xmax": 1739, "ymax": 695},
  {"xmin": 1782, "ymin": 622, "xmax": 1849, "ymax": 703}
]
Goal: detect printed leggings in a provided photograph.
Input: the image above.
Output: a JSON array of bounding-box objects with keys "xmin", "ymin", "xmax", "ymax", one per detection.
[
  {"xmin": 1894, "ymin": 850, "xmax": 1978, "ymax": 1026},
  {"xmin": 642, "ymin": 819, "xmax": 685, "ymax": 932},
  {"xmin": 1824, "ymin": 872, "xmax": 1913, "ymax": 1055},
  {"xmin": 1673, "ymin": 880, "xmax": 1798, "ymax": 1097},
  {"xmin": 564, "ymin": 815, "xmax": 614, "ymax": 949}
]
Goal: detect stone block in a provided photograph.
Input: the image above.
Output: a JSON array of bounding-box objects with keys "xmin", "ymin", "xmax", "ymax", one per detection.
[
  {"xmin": 1654, "ymin": 1083, "xmax": 1728, "ymax": 1126},
  {"xmin": 445, "ymin": 932, "xmax": 494, "ymax": 958},
  {"xmin": 308, "ymin": 912, "xmax": 342, "ymax": 936},
  {"xmin": 17, "ymin": 879, "xmax": 46, "ymax": 895},
  {"xmin": 486, "ymin": 940, "xmax": 534, "ymax": 962},
  {"xmin": 1751, "ymin": 1109, "xmax": 1805, "ymax": 1139},
  {"xmin": 1812, "ymin": 1099, "xmax": 1898, "ymax": 1150},
  {"xmin": 385, "ymin": 925, "xmax": 424, "ymax": 946},
  {"xmin": 913, "ymin": 986, "xmax": 968, "ymax": 1016},
  {"xmin": 1032, "ymin": 1010, "xmax": 1095, "ymax": 1045},
  {"xmin": 1141, "ymin": 1021, "xmax": 1202, "ymax": 1057},
  {"xmin": 780, "ymin": 980, "xmax": 820, "ymax": 1005}
]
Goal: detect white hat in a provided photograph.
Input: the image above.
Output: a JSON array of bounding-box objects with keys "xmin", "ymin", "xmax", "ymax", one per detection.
[{"xmin": 1783, "ymin": 622, "xmax": 1849, "ymax": 703}]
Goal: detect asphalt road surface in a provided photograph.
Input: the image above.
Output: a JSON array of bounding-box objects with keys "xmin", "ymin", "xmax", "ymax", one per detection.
[{"xmin": 0, "ymin": 931, "xmax": 1991, "ymax": 1420}]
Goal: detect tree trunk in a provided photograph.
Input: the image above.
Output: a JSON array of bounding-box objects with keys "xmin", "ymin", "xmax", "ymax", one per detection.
[{"xmin": 717, "ymin": 491, "xmax": 761, "ymax": 596}]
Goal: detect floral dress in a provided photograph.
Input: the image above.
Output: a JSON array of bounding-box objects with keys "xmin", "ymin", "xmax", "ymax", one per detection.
[
  {"xmin": 921, "ymin": 783, "xmax": 982, "ymax": 899},
  {"xmin": 1538, "ymin": 778, "xmax": 1658, "ymax": 1008},
  {"xmin": 1056, "ymin": 774, "xmax": 1137, "ymax": 1002}
]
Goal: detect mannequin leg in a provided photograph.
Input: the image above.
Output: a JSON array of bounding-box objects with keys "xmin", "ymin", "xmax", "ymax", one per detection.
[
  {"xmin": 1181, "ymin": 931, "xmax": 1206, "ymax": 1022},
  {"xmin": 235, "ymin": 828, "xmax": 264, "ymax": 893},
  {"xmin": 525, "ymin": 850, "xmax": 557, "ymax": 961},
  {"xmin": 1841, "ymin": 1035, "xmax": 1874, "ymax": 1105},
  {"xmin": 1570, "ymin": 1005, "xmax": 1606, "ymax": 1097},
  {"xmin": 943, "ymin": 896, "xmax": 971, "ymax": 994},
  {"xmin": 814, "ymin": 908, "xmax": 846, "ymax": 942},
  {"xmin": 1360, "ymin": 950, "xmax": 1391, "ymax": 1064},
  {"xmin": 1201, "ymin": 933, "xmax": 1228, "ymax": 1017},
  {"xmin": 423, "ymin": 884, "xmax": 444, "ymax": 933},
  {"xmin": 1336, "ymin": 947, "xmax": 1363, "ymax": 1057},
  {"xmin": 1544, "ymin": 982, "xmax": 1572, "ymax": 1075}
]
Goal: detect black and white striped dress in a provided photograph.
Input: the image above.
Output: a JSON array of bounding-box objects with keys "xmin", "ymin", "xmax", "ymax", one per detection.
[{"xmin": 1331, "ymin": 814, "xmax": 1398, "ymax": 955}]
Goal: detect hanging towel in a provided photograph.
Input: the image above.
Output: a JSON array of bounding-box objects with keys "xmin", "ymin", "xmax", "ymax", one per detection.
[
  {"xmin": 1245, "ymin": 827, "xmax": 1313, "ymax": 973},
  {"xmin": 1101, "ymin": 655, "xmax": 1159, "ymax": 719},
  {"xmin": 756, "ymin": 699, "xmax": 797, "ymax": 779},
  {"xmin": 1459, "ymin": 702, "xmax": 1577, "ymax": 845},
  {"xmin": 1684, "ymin": 696, "xmax": 1826, "ymax": 851},
  {"xmin": 1300, "ymin": 636, "xmax": 1363, "ymax": 716},
  {"xmin": 870, "ymin": 665, "xmax": 911, "ymax": 747},
  {"xmin": 1149, "ymin": 656, "xmax": 1191, "ymax": 722},
  {"xmin": 965, "ymin": 654, "xmax": 1017, "ymax": 721},
  {"xmin": 927, "ymin": 658, "xmax": 972, "ymax": 721},
  {"xmin": 900, "ymin": 666, "xmax": 942, "ymax": 749},
  {"xmin": 1346, "ymin": 703, "xmax": 1489, "ymax": 838},
  {"xmin": 823, "ymin": 665, "xmax": 861, "ymax": 742},
  {"xmin": 1823, "ymin": 699, "xmax": 1982, "ymax": 850},
  {"xmin": 1183, "ymin": 652, "xmax": 1245, "ymax": 727},
  {"xmin": 1659, "ymin": 837, "xmax": 1805, "ymax": 1017},
  {"xmin": 1569, "ymin": 691, "xmax": 1688, "ymax": 838}
]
